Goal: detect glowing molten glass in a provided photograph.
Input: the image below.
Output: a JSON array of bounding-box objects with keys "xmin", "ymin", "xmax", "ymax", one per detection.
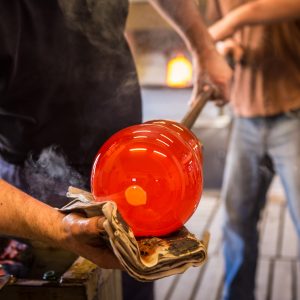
[{"xmin": 91, "ymin": 122, "xmax": 203, "ymax": 237}]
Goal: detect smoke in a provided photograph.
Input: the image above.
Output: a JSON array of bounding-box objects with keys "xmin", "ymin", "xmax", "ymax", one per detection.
[
  {"xmin": 57, "ymin": 0, "xmax": 142, "ymax": 114},
  {"xmin": 57, "ymin": 0, "xmax": 128, "ymax": 56},
  {"xmin": 114, "ymin": 70, "xmax": 139, "ymax": 97},
  {"xmin": 24, "ymin": 146, "xmax": 87, "ymax": 206}
]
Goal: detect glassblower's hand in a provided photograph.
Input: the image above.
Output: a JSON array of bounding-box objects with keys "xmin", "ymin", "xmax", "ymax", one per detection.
[
  {"xmin": 60, "ymin": 213, "xmax": 122, "ymax": 269},
  {"xmin": 0, "ymin": 179, "xmax": 122, "ymax": 270},
  {"xmin": 189, "ymin": 49, "xmax": 233, "ymax": 107}
]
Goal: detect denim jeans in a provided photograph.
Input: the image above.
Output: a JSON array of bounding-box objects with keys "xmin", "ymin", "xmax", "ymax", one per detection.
[{"xmin": 221, "ymin": 110, "xmax": 300, "ymax": 300}]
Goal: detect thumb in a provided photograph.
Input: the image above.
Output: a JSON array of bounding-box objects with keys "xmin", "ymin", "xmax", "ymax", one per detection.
[
  {"xmin": 85, "ymin": 216, "xmax": 106, "ymax": 234},
  {"xmin": 97, "ymin": 217, "xmax": 105, "ymax": 230},
  {"xmin": 73, "ymin": 215, "xmax": 106, "ymax": 236}
]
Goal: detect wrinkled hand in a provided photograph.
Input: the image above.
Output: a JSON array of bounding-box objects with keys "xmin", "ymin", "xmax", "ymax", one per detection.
[
  {"xmin": 189, "ymin": 49, "xmax": 233, "ymax": 107},
  {"xmin": 60, "ymin": 213, "xmax": 122, "ymax": 269}
]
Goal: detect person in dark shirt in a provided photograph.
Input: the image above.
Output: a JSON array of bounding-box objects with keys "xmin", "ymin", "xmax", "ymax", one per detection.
[
  {"xmin": 0, "ymin": 0, "xmax": 232, "ymax": 299},
  {"xmin": 0, "ymin": 0, "xmax": 232, "ymax": 196}
]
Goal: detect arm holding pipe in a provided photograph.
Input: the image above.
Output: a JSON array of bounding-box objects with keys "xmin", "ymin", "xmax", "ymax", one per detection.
[{"xmin": 148, "ymin": 0, "xmax": 233, "ymax": 106}]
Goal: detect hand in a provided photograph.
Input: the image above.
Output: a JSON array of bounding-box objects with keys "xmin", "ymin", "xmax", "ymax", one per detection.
[
  {"xmin": 189, "ymin": 49, "xmax": 233, "ymax": 107},
  {"xmin": 60, "ymin": 213, "xmax": 122, "ymax": 269},
  {"xmin": 216, "ymin": 39, "xmax": 244, "ymax": 63}
]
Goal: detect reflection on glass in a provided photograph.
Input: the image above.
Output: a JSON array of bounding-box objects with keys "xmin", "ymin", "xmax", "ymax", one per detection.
[{"xmin": 91, "ymin": 122, "xmax": 203, "ymax": 237}]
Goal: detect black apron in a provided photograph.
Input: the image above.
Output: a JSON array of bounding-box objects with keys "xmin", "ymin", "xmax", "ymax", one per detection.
[{"xmin": 0, "ymin": 0, "xmax": 142, "ymax": 204}]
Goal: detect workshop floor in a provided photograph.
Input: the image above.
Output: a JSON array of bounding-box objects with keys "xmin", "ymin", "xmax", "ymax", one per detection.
[{"xmin": 154, "ymin": 191, "xmax": 299, "ymax": 300}]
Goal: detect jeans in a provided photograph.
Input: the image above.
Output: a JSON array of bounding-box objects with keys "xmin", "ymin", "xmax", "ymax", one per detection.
[{"xmin": 222, "ymin": 110, "xmax": 300, "ymax": 300}]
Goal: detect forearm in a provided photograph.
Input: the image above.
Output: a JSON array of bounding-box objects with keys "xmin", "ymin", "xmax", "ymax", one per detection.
[
  {"xmin": 149, "ymin": 0, "xmax": 216, "ymax": 62},
  {"xmin": 0, "ymin": 180, "xmax": 121, "ymax": 269},
  {"xmin": 232, "ymin": 0, "xmax": 300, "ymax": 26},
  {"xmin": 149, "ymin": 0, "xmax": 233, "ymax": 103},
  {"xmin": 0, "ymin": 179, "xmax": 65, "ymax": 246},
  {"xmin": 210, "ymin": 0, "xmax": 300, "ymax": 41}
]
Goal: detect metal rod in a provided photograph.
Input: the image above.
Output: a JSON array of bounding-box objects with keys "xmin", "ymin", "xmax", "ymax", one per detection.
[{"xmin": 180, "ymin": 88, "xmax": 213, "ymax": 129}]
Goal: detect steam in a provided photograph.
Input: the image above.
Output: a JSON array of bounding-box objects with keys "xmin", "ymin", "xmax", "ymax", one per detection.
[
  {"xmin": 57, "ymin": 0, "xmax": 142, "ymax": 110},
  {"xmin": 24, "ymin": 147, "xmax": 86, "ymax": 205},
  {"xmin": 114, "ymin": 70, "xmax": 139, "ymax": 98},
  {"xmin": 58, "ymin": 0, "xmax": 128, "ymax": 56}
]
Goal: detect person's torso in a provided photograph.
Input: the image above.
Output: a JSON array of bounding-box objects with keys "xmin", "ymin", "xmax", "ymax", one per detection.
[
  {"xmin": 218, "ymin": 0, "xmax": 300, "ymax": 117},
  {"xmin": 0, "ymin": 0, "xmax": 142, "ymax": 166}
]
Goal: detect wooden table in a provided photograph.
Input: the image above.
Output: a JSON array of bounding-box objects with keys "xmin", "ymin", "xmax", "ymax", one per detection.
[{"xmin": 0, "ymin": 253, "xmax": 122, "ymax": 300}]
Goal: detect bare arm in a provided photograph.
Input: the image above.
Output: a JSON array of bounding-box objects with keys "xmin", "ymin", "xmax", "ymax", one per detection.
[
  {"xmin": 149, "ymin": 0, "xmax": 233, "ymax": 104},
  {"xmin": 210, "ymin": 0, "xmax": 300, "ymax": 41},
  {"xmin": 0, "ymin": 179, "xmax": 64, "ymax": 242},
  {"xmin": 0, "ymin": 179, "xmax": 120, "ymax": 269}
]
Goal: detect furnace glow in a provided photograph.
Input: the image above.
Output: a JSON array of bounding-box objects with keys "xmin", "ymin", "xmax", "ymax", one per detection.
[{"xmin": 166, "ymin": 54, "xmax": 193, "ymax": 88}]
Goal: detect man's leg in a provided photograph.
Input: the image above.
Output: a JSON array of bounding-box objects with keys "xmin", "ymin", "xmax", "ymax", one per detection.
[
  {"xmin": 269, "ymin": 111, "xmax": 300, "ymax": 240},
  {"xmin": 222, "ymin": 117, "xmax": 273, "ymax": 300}
]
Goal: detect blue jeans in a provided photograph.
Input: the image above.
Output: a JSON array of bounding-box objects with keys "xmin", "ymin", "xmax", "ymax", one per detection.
[{"xmin": 222, "ymin": 110, "xmax": 300, "ymax": 300}]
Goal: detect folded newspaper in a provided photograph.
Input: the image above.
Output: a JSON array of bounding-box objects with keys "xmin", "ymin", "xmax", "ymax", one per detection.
[{"xmin": 60, "ymin": 187, "xmax": 210, "ymax": 282}]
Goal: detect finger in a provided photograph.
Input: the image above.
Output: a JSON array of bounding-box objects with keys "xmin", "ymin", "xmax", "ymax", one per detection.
[
  {"xmin": 63, "ymin": 213, "xmax": 106, "ymax": 240},
  {"xmin": 80, "ymin": 216, "xmax": 106, "ymax": 236},
  {"xmin": 97, "ymin": 217, "xmax": 105, "ymax": 229}
]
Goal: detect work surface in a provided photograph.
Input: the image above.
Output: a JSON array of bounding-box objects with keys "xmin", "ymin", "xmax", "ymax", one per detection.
[{"xmin": 154, "ymin": 191, "xmax": 300, "ymax": 300}]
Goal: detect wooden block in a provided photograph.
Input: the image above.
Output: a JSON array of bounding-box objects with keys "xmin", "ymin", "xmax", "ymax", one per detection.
[
  {"xmin": 60, "ymin": 257, "xmax": 98, "ymax": 284},
  {"xmin": 0, "ymin": 283, "xmax": 86, "ymax": 300},
  {"xmin": 0, "ymin": 257, "xmax": 122, "ymax": 300},
  {"xmin": 61, "ymin": 257, "xmax": 122, "ymax": 300}
]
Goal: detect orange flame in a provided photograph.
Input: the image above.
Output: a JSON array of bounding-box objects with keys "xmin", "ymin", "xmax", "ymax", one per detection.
[{"xmin": 166, "ymin": 54, "xmax": 193, "ymax": 88}]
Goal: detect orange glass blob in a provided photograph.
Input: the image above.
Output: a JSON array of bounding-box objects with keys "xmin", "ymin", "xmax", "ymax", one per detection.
[
  {"xmin": 91, "ymin": 123, "xmax": 203, "ymax": 237},
  {"xmin": 145, "ymin": 120, "xmax": 203, "ymax": 165}
]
